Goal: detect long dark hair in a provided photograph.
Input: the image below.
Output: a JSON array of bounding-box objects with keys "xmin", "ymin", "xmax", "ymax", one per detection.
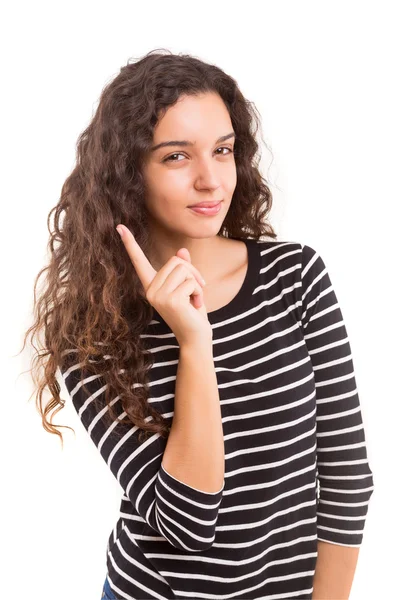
[{"xmin": 19, "ymin": 48, "xmax": 278, "ymax": 447}]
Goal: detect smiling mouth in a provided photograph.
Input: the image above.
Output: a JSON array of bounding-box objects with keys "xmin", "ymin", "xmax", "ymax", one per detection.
[
  {"xmin": 188, "ymin": 201, "xmax": 222, "ymax": 208},
  {"xmin": 188, "ymin": 201, "xmax": 223, "ymax": 216}
]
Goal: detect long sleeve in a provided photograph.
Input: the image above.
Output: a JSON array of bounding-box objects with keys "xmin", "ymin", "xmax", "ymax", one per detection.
[
  {"xmin": 300, "ymin": 244, "xmax": 374, "ymax": 547},
  {"xmin": 60, "ymin": 352, "xmax": 225, "ymax": 552}
]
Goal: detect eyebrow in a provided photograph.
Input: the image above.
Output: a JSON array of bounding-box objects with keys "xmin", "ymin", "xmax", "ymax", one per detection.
[{"xmin": 150, "ymin": 132, "xmax": 236, "ymax": 153}]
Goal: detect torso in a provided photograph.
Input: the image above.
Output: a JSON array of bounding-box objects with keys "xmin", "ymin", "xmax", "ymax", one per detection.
[{"xmin": 202, "ymin": 238, "xmax": 248, "ymax": 313}]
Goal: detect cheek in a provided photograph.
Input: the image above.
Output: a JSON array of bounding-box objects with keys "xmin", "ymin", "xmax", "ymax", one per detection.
[
  {"xmin": 149, "ymin": 191, "xmax": 187, "ymax": 218},
  {"xmin": 155, "ymin": 165, "xmax": 191, "ymax": 189},
  {"xmin": 226, "ymin": 164, "xmax": 237, "ymax": 193},
  {"xmin": 156, "ymin": 173, "xmax": 191, "ymax": 205},
  {"xmin": 165, "ymin": 168, "xmax": 193, "ymax": 188},
  {"xmin": 145, "ymin": 170, "xmax": 188, "ymax": 207}
]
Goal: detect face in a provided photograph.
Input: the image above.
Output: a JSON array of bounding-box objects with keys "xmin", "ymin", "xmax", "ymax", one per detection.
[{"xmin": 142, "ymin": 92, "xmax": 237, "ymax": 240}]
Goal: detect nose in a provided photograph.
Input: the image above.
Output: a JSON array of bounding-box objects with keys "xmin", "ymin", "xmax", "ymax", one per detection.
[{"xmin": 194, "ymin": 156, "xmax": 221, "ymax": 190}]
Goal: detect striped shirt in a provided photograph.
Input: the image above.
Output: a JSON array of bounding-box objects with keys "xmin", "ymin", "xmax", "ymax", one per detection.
[{"xmin": 61, "ymin": 238, "xmax": 374, "ymax": 600}]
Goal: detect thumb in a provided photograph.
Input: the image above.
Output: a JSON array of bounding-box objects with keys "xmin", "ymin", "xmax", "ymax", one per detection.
[
  {"xmin": 176, "ymin": 247, "xmax": 191, "ymax": 263},
  {"xmin": 175, "ymin": 247, "xmax": 205, "ymax": 310}
]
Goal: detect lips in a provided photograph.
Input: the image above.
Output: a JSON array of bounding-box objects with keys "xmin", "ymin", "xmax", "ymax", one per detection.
[{"xmin": 188, "ymin": 201, "xmax": 222, "ymax": 208}]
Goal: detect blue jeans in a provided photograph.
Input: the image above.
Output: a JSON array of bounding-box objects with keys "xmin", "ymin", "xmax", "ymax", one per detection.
[{"xmin": 101, "ymin": 576, "xmax": 117, "ymax": 599}]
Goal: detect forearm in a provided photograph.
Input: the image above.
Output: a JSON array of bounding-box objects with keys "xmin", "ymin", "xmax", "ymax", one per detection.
[
  {"xmin": 161, "ymin": 339, "xmax": 225, "ymax": 493},
  {"xmin": 312, "ymin": 540, "xmax": 360, "ymax": 599}
]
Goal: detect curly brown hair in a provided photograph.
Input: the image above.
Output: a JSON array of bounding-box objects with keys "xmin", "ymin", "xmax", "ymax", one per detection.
[{"xmin": 18, "ymin": 48, "xmax": 278, "ymax": 448}]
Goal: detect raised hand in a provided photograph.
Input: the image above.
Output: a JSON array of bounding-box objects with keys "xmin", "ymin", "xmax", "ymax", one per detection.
[{"xmin": 116, "ymin": 225, "xmax": 212, "ymax": 346}]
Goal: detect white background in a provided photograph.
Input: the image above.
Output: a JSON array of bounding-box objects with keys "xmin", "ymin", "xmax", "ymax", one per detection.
[{"xmin": 2, "ymin": 1, "xmax": 398, "ymax": 598}]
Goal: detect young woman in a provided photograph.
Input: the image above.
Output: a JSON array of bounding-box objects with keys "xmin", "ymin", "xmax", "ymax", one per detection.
[{"xmin": 24, "ymin": 49, "xmax": 374, "ymax": 600}]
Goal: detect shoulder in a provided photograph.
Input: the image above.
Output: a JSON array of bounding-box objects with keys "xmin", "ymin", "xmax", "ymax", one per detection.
[
  {"xmin": 251, "ymin": 237, "xmax": 305, "ymax": 259},
  {"xmin": 252, "ymin": 238, "xmax": 320, "ymax": 262}
]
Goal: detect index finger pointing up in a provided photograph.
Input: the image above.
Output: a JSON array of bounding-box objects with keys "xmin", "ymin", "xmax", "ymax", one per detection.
[{"xmin": 116, "ymin": 225, "xmax": 156, "ymax": 292}]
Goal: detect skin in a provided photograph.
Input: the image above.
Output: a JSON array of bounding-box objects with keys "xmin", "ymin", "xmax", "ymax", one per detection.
[
  {"xmin": 115, "ymin": 226, "xmax": 205, "ymax": 301},
  {"xmin": 312, "ymin": 540, "xmax": 360, "ymax": 599},
  {"xmin": 141, "ymin": 91, "xmax": 238, "ymax": 287}
]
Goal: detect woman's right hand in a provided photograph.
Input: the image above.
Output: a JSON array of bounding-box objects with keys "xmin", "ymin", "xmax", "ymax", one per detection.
[{"xmin": 116, "ymin": 224, "xmax": 213, "ymax": 346}]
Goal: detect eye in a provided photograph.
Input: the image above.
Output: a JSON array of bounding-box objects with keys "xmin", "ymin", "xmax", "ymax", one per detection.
[
  {"xmin": 216, "ymin": 147, "xmax": 233, "ymax": 156},
  {"xmin": 162, "ymin": 146, "xmax": 234, "ymax": 163}
]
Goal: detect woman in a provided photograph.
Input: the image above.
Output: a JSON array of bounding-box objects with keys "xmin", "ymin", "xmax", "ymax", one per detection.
[{"xmin": 23, "ymin": 49, "xmax": 374, "ymax": 600}]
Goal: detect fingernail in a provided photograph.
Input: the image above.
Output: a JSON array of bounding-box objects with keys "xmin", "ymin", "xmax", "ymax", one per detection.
[
  {"xmin": 201, "ymin": 277, "xmax": 206, "ymax": 285},
  {"xmin": 116, "ymin": 226, "xmax": 124, "ymax": 238}
]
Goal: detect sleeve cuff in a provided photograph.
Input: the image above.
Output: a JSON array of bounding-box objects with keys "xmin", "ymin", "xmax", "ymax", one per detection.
[{"xmin": 159, "ymin": 462, "xmax": 225, "ymax": 502}]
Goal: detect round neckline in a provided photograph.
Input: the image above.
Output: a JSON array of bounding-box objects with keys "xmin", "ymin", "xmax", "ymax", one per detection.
[{"xmin": 151, "ymin": 237, "xmax": 261, "ymax": 327}]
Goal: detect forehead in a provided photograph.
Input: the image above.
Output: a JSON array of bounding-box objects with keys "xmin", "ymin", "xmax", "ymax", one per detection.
[{"xmin": 153, "ymin": 93, "xmax": 233, "ymax": 141}]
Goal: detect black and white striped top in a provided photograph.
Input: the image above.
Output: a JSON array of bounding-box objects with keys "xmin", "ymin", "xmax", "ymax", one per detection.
[{"xmin": 61, "ymin": 238, "xmax": 374, "ymax": 600}]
